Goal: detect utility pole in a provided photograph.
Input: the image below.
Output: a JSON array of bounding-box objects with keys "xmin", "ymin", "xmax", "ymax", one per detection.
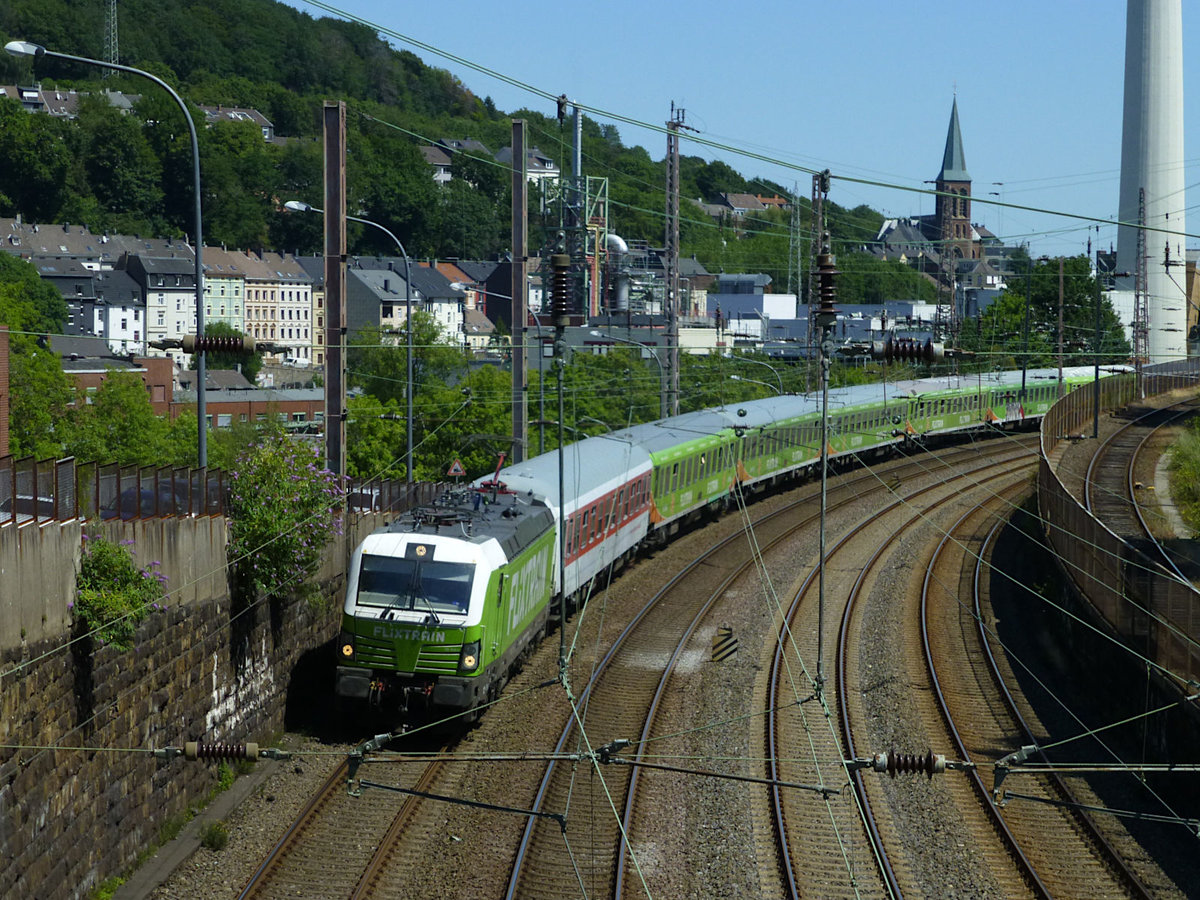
[
  {"xmin": 814, "ymin": 227, "xmax": 838, "ymax": 696},
  {"xmin": 1133, "ymin": 187, "xmax": 1149, "ymax": 398},
  {"xmin": 807, "ymin": 171, "xmax": 829, "ymax": 393},
  {"xmin": 104, "ymin": 0, "xmax": 118, "ymax": 72},
  {"xmin": 1057, "ymin": 256, "xmax": 1064, "ymax": 397},
  {"xmin": 511, "ymin": 119, "xmax": 528, "ymax": 461},
  {"xmin": 322, "ymin": 101, "xmax": 346, "ymax": 481},
  {"xmin": 787, "ymin": 181, "xmax": 802, "ymax": 303},
  {"xmin": 664, "ymin": 104, "xmax": 691, "ymax": 418}
]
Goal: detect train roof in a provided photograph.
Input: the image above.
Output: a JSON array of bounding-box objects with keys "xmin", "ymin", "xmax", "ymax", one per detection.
[
  {"xmin": 479, "ymin": 435, "xmax": 652, "ymax": 508},
  {"xmin": 379, "ymin": 487, "xmax": 554, "ymax": 561},
  {"xmin": 480, "ymin": 365, "xmax": 1135, "ymax": 503}
]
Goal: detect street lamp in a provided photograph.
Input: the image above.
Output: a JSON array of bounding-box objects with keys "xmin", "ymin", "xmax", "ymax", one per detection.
[
  {"xmin": 284, "ymin": 200, "xmax": 413, "ymax": 483},
  {"xmin": 6, "ymin": 40, "xmax": 209, "ymax": 466},
  {"xmin": 730, "ymin": 374, "xmax": 775, "ymax": 393},
  {"xmin": 589, "ymin": 329, "xmax": 667, "ymax": 418},
  {"xmin": 731, "ymin": 353, "xmax": 784, "ymax": 393}
]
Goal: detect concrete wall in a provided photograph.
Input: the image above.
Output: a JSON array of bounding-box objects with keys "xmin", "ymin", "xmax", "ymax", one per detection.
[
  {"xmin": 0, "ymin": 516, "xmax": 228, "ymax": 648},
  {"xmin": 0, "ymin": 510, "xmax": 389, "ymax": 900}
]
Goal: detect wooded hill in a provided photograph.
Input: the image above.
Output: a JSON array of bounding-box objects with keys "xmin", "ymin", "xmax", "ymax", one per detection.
[{"xmin": 0, "ymin": 0, "xmax": 930, "ymax": 301}]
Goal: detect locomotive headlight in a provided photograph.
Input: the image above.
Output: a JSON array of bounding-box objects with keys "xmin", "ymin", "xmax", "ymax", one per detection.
[
  {"xmin": 338, "ymin": 630, "xmax": 355, "ymax": 660},
  {"xmin": 458, "ymin": 640, "xmax": 481, "ymax": 674}
]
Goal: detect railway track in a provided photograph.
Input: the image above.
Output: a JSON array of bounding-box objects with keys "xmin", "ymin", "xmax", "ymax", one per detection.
[
  {"xmin": 237, "ymin": 432, "xmax": 1172, "ymax": 899},
  {"xmin": 236, "ymin": 748, "xmax": 447, "ymax": 899},
  {"xmin": 1084, "ymin": 396, "xmax": 1199, "ymax": 582},
  {"xmin": 918, "ymin": 481, "xmax": 1141, "ymax": 898},
  {"xmin": 503, "ymin": 440, "xmax": 1035, "ymax": 899},
  {"xmin": 771, "ymin": 452, "xmax": 1036, "ymax": 897}
]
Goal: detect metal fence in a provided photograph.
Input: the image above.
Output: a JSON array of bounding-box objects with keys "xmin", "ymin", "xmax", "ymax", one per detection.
[
  {"xmin": 0, "ymin": 454, "xmax": 444, "ymax": 526},
  {"xmin": 1039, "ymin": 359, "xmax": 1200, "ymax": 689},
  {"xmin": 0, "ymin": 456, "xmax": 229, "ymax": 525}
]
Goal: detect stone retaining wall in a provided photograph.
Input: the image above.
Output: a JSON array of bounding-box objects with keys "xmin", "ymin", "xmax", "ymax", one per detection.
[{"xmin": 0, "ymin": 511, "xmax": 385, "ymax": 899}]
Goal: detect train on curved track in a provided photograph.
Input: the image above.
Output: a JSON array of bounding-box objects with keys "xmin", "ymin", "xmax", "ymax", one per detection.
[{"xmin": 334, "ymin": 365, "xmax": 1125, "ymax": 719}]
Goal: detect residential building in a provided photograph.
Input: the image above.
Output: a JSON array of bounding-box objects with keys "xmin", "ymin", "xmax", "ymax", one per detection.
[
  {"xmin": 171, "ymin": 387, "xmax": 324, "ymax": 432},
  {"xmin": 119, "ymin": 253, "xmax": 197, "ymax": 364},
  {"xmin": 200, "ymin": 246, "xmax": 249, "ymax": 334},
  {"xmin": 238, "ymin": 251, "xmax": 314, "ymax": 364},
  {"xmin": 0, "ymin": 84, "xmax": 81, "ymax": 117},
  {"xmin": 196, "ymin": 104, "xmax": 274, "ymax": 141},
  {"xmin": 420, "ymin": 145, "xmax": 453, "ymax": 185},
  {"xmin": 50, "ymin": 335, "xmax": 174, "ymax": 416},
  {"xmin": 260, "ymin": 251, "xmax": 314, "ymax": 364},
  {"xmin": 494, "ymin": 146, "xmax": 559, "ymax": 185}
]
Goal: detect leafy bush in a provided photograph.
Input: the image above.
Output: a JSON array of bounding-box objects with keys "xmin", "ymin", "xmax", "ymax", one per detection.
[
  {"xmin": 200, "ymin": 821, "xmax": 229, "ymax": 852},
  {"xmin": 74, "ymin": 535, "xmax": 167, "ymax": 650},
  {"xmin": 1169, "ymin": 420, "xmax": 1200, "ymax": 536},
  {"xmin": 227, "ymin": 432, "xmax": 342, "ymax": 601}
]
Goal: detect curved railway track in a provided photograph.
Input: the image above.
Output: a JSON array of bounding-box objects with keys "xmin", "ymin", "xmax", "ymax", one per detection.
[
  {"xmin": 505, "ymin": 441, "xmax": 1039, "ymax": 899},
  {"xmin": 918, "ymin": 483, "xmax": 1145, "ymax": 898},
  {"xmin": 1084, "ymin": 396, "xmax": 1199, "ymax": 582},
  {"xmin": 236, "ymin": 432, "xmax": 1175, "ymax": 899},
  {"xmin": 772, "ymin": 453, "xmax": 1036, "ymax": 897}
]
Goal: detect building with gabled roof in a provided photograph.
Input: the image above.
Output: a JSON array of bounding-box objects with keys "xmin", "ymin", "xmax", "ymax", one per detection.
[
  {"xmin": 494, "ymin": 146, "xmax": 559, "ymax": 184},
  {"xmin": 420, "ymin": 145, "xmax": 453, "ymax": 184},
  {"xmin": 200, "ymin": 246, "xmax": 249, "ymax": 334},
  {"xmin": 119, "ymin": 253, "xmax": 197, "ymax": 363},
  {"xmin": 196, "ymin": 104, "xmax": 274, "ymax": 141}
]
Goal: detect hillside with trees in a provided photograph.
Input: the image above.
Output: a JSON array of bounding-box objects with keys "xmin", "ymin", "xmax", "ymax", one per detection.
[{"xmin": 0, "ymin": 0, "xmax": 929, "ymax": 301}]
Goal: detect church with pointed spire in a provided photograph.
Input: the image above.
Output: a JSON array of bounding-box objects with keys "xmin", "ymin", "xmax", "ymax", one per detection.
[
  {"xmin": 933, "ymin": 97, "xmax": 979, "ymax": 263},
  {"xmin": 871, "ymin": 99, "xmax": 1005, "ymax": 293}
]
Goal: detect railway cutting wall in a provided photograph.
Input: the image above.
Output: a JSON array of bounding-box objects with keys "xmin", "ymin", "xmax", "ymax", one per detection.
[
  {"xmin": 1038, "ymin": 362, "xmax": 1200, "ymax": 765},
  {"xmin": 0, "ymin": 511, "xmax": 386, "ymax": 900}
]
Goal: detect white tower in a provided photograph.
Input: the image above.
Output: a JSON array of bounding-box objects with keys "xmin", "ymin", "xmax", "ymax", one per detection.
[{"xmin": 1115, "ymin": 0, "xmax": 1187, "ymax": 362}]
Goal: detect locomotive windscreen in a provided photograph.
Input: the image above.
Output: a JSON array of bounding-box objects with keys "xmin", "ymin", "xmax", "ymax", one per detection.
[{"xmin": 356, "ymin": 554, "xmax": 475, "ymax": 615}]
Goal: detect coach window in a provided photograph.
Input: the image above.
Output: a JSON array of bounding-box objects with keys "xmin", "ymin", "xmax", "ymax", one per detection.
[
  {"xmin": 671, "ymin": 462, "xmax": 679, "ymax": 491},
  {"xmin": 565, "ymin": 517, "xmax": 574, "ymax": 555}
]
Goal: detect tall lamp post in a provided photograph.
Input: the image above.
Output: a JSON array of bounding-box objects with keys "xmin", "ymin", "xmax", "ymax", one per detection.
[
  {"xmin": 285, "ymin": 201, "xmax": 413, "ymax": 483},
  {"xmin": 6, "ymin": 40, "xmax": 209, "ymax": 466},
  {"xmin": 589, "ymin": 329, "xmax": 667, "ymax": 418}
]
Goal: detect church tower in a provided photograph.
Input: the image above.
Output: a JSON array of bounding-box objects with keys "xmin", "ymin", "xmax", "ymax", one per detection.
[{"xmin": 934, "ymin": 98, "xmax": 978, "ymax": 263}]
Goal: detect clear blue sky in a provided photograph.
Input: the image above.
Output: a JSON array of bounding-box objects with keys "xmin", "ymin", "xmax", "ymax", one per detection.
[{"xmin": 286, "ymin": 0, "xmax": 1196, "ymax": 260}]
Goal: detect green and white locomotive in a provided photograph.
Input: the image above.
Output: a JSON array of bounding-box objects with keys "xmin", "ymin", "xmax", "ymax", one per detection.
[{"xmin": 335, "ymin": 485, "xmax": 556, "ymax": 716}]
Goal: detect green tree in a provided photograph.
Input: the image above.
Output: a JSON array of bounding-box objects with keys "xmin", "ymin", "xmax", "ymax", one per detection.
[
  {"xmin": 74, "ymin": 96, "xmax": 165, "ymax": 230},
  {"xmin": 835, "ymin": 252, "xmax": 937, "ymax": 305},
  {"xmin": 0, "ymin": 253, "xmax": 68, "ymax": 334},
  {"xmin": 348, "ymin": 313, "xmax": 467, "ymax": 405},
  {"xmin": 959, "ymin": 256, "xmax": 1129, "ymax": 370},
  {"xmin": 0, "ymin": 99, "xmax": 72, "ymax": 221},
  {"xmin": 345, "ymin": 394, "xmax": 407, "ymax": 480},
  {"xmin": 226, "ymin": 431, "xmax": 341, "ymax": 602},
  {"xmin": 63, "ymin": 371, "xmax": 169, "ymax": 465},
  {"xmin": 204, "ymin": 321, "xmax": 262, "ymax": 382},
  {"xmin": 7, "ymin": 340, "xmax": 72, "ymax": 459}
]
